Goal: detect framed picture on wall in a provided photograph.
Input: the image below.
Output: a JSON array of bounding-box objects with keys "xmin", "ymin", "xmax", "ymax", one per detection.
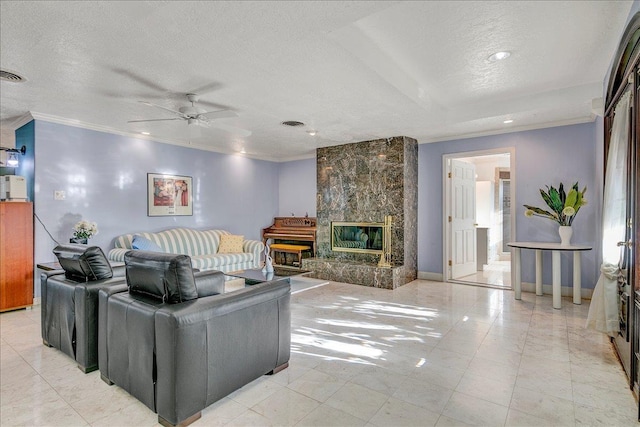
[{"xmin": 147, "ymin": 173, "xmax": 193, "ymax": 216}]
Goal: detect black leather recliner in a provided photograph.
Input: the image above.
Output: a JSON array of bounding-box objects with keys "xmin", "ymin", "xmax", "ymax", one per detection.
[
  {"xmin": 98, "ymin": 251, "xmax": 291, "ymax": 427},
  {"xmin": 40, "ymin": 244, "xmax": 128, "ymax": 373}
]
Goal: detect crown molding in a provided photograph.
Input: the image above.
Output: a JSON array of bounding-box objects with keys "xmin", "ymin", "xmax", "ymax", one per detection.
[
  {"xmin": 6, "ymin": 112, "xmax": 36, "ymax": 129},
  {"xmin": 3, "ymin": 111, "xmax": 596, "ymax": 161},
  {"xmin": 420, "ymin": 116, "xmax": 596, "ymax": 144},
  {"xmin": 21, "ymin": 111, "xmax": 315, "ymax": 163},
  {"xmin": 25, "ymin": 111, "xmax": 250, "ymax": 157}
]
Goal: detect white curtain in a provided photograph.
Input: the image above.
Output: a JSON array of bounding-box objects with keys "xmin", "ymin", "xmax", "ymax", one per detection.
[{"xmin": 586, "ymin": 90, "xmax": 630, "ymax": 336}]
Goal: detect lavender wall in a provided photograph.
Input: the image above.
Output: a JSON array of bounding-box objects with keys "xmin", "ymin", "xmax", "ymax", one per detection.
[
  {"xmin": 33, "ymin": 121, "xmax": 280, "ymax": 292},
  {"xmin": 29, "ymin": 119, "xmax": 603, "ymax": 295},
  {"xmin": 278, "ymin": 158, "xmax": 316, "ymax": 217},
  {"xmin": 419, "ymin": 122, "xmax": 602, "ymax": 289}
]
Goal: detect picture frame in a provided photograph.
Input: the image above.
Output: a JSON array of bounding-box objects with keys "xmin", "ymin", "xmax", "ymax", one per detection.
[{"xmin": 147, "ymin": 173, "xmax": 193, "ymax": 216}]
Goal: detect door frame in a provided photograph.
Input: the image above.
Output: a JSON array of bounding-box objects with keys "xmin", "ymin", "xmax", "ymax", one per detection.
[{"xmin": 442, "ymin": 147, "xmax": 516, "ymax": 285}]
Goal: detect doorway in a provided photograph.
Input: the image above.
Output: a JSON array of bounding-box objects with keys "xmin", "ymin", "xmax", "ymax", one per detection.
[{"xmin": 443, "ymin": 148, "xmax": 515, "ymax": 288}]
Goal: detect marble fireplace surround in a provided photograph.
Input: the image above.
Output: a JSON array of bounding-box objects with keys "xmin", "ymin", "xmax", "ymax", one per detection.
[{"xmin": 303, "ymin": 136, "xmax": 418, "ymax": 289}]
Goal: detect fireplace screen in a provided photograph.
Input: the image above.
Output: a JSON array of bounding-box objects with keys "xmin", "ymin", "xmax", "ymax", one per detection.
[{"xmin": 331, "ymin": 221, "xmax": 384, "ymax": 254}]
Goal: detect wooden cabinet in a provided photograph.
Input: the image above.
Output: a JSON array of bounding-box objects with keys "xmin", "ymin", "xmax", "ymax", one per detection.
[{"xmin": 0, "ymin": 202, "xmax": 34, "ymax": 311}]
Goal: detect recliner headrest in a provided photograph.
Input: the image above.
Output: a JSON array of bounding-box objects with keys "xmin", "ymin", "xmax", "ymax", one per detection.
[
  {"xmin": 124, "ymin": 251, "xmax": 198, "ymax": 303},
  {"xmin": 53, "ymin": 244, "xmax": 113, "ymax": 282}
]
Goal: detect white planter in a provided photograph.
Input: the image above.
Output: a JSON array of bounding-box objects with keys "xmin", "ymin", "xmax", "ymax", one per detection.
[{"xmin": 559, "ymin": 226, "xmax": 573, "ymax": 246}]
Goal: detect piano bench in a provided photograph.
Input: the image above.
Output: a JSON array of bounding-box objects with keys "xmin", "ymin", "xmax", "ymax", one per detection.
[{"xmin": 269, "ymin": 244, "xmax": 311, "ymax": 268}]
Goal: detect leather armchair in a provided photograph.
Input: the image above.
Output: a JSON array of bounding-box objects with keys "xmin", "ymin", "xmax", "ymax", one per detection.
[
  {"xmin": 98, "ymin": 251, "xmax": 290, "ymax": 427},
  {"xmin": 41, "ymin": 244, "xmax": 128, "ymax": 373}
]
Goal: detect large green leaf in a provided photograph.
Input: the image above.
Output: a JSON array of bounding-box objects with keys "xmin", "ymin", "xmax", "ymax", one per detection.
[
  {"xmin": 523, "ymin": 205, "xmax": 556, "ymax": 218},
  {"xmin": 565, "ymin": 188, "xmax": 577, "ymax": 208},
  {"xmin": 559, "ymin": 183, "xmax": 566, "ymax": 206},
  {"xmin": 540, "ymin": 189, "xmax": 555, "ymax": 211},
  {"xmin": 548, "ymin": 187, "xmax": 563, "ymax": 213}
]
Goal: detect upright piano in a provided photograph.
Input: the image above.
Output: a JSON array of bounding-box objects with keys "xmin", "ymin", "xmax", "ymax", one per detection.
[{"xmin": 262, "ymin": 216, "xmax": 317, "ymax": 257}]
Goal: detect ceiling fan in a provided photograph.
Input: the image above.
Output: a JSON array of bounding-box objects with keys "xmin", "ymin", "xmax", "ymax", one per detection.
[{"xmin": 129, "ymin": 93, "xmax": 251, "ymax": 137}]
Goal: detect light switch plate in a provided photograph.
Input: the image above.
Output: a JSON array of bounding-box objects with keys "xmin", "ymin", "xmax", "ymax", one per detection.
[{"xmin": 54, "ymin": 190, "xmax": 65, "ymax": 200}]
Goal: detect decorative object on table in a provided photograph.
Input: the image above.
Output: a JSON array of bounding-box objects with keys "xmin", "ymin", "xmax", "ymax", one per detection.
[
  {"xmin": 71, "ymin": 220, "xmax": 98, "ymax": 244},
  {"xmin": 262, "ymin": 243, "xmax": 274, "ymax": 273},
  {"xmin": 523, "ymin": 182, "xmax": 587, "ymax": 246},
  {"xmin": 147, "ymin": 173, "xmax": 192, "ymax": 216}
]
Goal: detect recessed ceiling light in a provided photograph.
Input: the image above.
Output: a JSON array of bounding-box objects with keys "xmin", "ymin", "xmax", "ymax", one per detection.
[
  {"xmin": 488, "ymin": 51, "xmax": 511, "ymax": 62},
  {"xmin": 141, "ymin": 131, "xmax": 150, "ymax": 135},
  {"xmin": 240, "ymin": 148, "xmax": 246, "ymax": 154},
  {"xmin": 503, "ymin": 119, "xmax": 513, "ymax": 124},
  {"xmin": 306, "ymin": 130, "xmax": 317, "ymax": 136}
]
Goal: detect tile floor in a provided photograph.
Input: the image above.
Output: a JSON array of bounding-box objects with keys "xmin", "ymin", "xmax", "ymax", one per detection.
[
  {"xmin": 1, "ymin": 279, "xmax": 638, "ymax": 426},
  {"xmin": 457, "ymin": 261, "xmax": 512, "ymax": 288}
]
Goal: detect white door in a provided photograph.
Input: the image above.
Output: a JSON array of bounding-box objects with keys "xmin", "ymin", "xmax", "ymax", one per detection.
[{"xmin": 451, "ymin": 159, "xmax": 477, "ymax": 279}]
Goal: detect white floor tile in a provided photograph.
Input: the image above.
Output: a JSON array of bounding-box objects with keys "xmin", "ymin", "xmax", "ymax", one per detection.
[
  {"xmin": 369, "ymin": 397, "xmax": 440, "ymax": 427},
  {"xmin": 0, "ymin": 279, "xmax": 636, "ymax": 427},
  {"xmin": 441, "ymin": 391, "xmax": 509, "ymax": 426},
  {"xmin": 324, "ymin": 382, "xmax": 389, "ymax": 421}
]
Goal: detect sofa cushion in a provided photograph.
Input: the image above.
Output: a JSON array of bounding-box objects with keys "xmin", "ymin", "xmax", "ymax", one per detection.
[
  {"xmin": 53, "ymin": 244, "xmax": 113, "ymax": 282},
  {"xmin": 124, "ymin": 251, "xmax": 198, "ymax": 303},
  {"xmin": 131, "ymin": 235, "xmax": 163, "ymax": 252},
  {"xmin": 190, "ymin": 253, "xmax": 252, "ymax": 269},
  {"xmin": 218, "ymin": 234, "xmax": 244, "ymax": 253}
]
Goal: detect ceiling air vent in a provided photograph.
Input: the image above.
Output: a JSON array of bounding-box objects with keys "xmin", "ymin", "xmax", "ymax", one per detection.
[
  {"xmin": 281, "ymin": 120, "xmax": 305, "ymax": 127},
  {"xmin": 0, "ymin": 69, "xmax": 27, "ymax": 83}
]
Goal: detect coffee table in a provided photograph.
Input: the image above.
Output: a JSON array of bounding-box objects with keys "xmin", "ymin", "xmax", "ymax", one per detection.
[{"xmin": 225, "ymin": 266, "xmax": 312, "ymax": 286}]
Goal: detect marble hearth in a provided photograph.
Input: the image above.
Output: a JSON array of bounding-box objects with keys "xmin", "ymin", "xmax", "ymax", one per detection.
[
  {"xmin": 303, "ymin": 136, "xmax": 417, "ymax": 289},
  {"xmin": 303, "ymin": 258, "xmax": 415, "ymax": 290}
]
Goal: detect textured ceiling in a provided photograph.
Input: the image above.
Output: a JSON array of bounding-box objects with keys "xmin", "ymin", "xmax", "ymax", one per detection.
[{"xmin": 0, "ymin": 1, "xmax": 633, "ymax": 161}]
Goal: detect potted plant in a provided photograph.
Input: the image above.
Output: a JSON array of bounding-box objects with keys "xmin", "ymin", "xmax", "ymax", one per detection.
[
  {"xmin": 523, "ymin": 182, "xmax": 587, "ymax": 245},
  {"xmin": 71, "ymin": 220, "xmax": 98, "ymax": 244}
]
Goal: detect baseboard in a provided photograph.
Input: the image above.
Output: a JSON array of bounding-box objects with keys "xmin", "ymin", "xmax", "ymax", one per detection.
[{"xmin": 417, "ymin": 271, "xmax": 444, "ymax": 281}]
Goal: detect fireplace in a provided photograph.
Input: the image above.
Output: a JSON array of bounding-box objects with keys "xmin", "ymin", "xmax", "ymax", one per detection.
[
  {"xmin": 332, "ymin": 221, "xmax": 383, "ymax": 254},
  {"xmin": 303, "ymin": 136, "xmax": 417, "ymax": 289}
]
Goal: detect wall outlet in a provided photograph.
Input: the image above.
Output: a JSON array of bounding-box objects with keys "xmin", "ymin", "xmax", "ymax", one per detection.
[{"xmin": 54, "ymin": 190, "xmax": 65, "ymax": 200}]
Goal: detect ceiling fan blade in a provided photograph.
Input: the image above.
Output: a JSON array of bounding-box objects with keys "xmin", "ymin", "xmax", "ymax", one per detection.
[
  {"xmin": 138, "ymin": 101, "xmax": 186, "ymax": 117},
  {"xmin": 211, "ymin": 122, "xmax": 252, "ymax": 137},
  {"xmin": 198, "ymin": 109, "xmax": 238, "ymax": 119},
  {"xmin": 188, "ymin": 82, "xmax": 223, "ymax": 95},
  {"xmin": 128, "ymin": 118, "xmax": 184, "ymax": 123}
]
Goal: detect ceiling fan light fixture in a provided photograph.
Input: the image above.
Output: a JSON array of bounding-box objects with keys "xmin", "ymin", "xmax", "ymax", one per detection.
[{"xmin": 488, "ymin": 51, "xmax": 511, "ymax": 62}]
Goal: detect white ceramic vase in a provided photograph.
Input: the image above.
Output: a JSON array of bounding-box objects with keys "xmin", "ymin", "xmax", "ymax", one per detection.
[
  {"xmin": 262, "ymin": 244, "xmax": 274, "ymax": 273},
  {"xmin": 559, "ymin": 225, "xmax": 573, "ymax": 246}
]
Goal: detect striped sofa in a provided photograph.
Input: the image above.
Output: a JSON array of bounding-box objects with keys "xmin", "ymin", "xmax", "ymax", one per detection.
[{"xmin": 107, "ymin": 228, "xmax": 263, "ymax": 273}]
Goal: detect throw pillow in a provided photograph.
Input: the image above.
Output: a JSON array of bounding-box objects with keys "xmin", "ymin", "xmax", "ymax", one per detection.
[
  {"xmin": 132, "ymin": 235, "xmax": 163, "ymax": 252},
  {"xmin": 217, "ymin": 234, "xmax": 244, "ymax": 254}
]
